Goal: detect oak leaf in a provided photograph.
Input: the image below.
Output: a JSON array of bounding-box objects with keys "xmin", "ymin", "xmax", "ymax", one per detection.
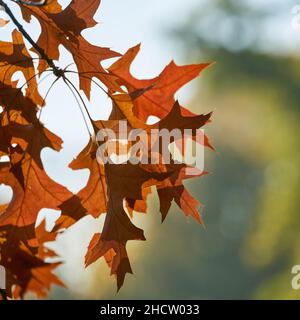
[
  {"xmin": 18, "ymin": 0, "xmax": 121, "ymax": 98},
  {"xmin": 109, "ymin": 44, "xmax": 211, "ymax": 120}
]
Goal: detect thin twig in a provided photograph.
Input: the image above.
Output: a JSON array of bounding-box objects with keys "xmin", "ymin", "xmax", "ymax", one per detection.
[
  {"xmin": 63, "ymin": 76, "xmax": 93, "ymax": 138},
  {"xmin": 0, "ymin": 0, "xmax": 62, "ymax": 77}
]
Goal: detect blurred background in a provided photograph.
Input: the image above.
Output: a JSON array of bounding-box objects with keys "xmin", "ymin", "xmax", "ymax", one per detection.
[{"xmin": 1, "ymin": 0, "xmax": 300, "ymax": 299}]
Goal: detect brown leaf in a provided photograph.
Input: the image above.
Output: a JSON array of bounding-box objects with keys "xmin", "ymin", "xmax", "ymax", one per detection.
[
  {"xmin": 19, "ymin": 0, "xmax": 121, "ymax": 98},
  {"xmin": 109, "ymin": 44, "xmax": 211, "ymax": 120},
  {"xmin": 0, "ymin": 222, "xmax": 64, "ymax": 299},
  {"xmin": 0, "ymin": 30, "xmax": 43, "ymax": 105},
  {"xmin": 85, "ymin": 233, "xmax": 132, "ymax": 291},
  {"xmin": 55, "ymin": 139, "xmax": 107, "ymax": 230}
]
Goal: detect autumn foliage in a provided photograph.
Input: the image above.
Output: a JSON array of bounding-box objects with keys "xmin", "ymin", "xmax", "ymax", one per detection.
[{"xmin": 0, "ymin": 0, "xmax": 212, "ymax": 299}]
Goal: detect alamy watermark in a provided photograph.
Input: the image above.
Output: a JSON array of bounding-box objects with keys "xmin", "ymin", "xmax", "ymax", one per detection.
[
  {"xmin": 291, "ymin": 265, "xmax": 300, "ymax": 290},
  {"xmin": 96, "ymin": 121, "xmax": 205, "ymax": 175}
]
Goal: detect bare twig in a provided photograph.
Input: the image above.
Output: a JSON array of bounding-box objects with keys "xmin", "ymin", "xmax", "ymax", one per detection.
[{"xmin": 0, "ymin": 0, "xmax": 63, "ymax": 77}]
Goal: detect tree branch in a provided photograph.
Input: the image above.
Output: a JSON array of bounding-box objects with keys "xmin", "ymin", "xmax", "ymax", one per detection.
[{"xmin": 0, "ymin": 0, "xmax": 63, "ymax": 77}]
